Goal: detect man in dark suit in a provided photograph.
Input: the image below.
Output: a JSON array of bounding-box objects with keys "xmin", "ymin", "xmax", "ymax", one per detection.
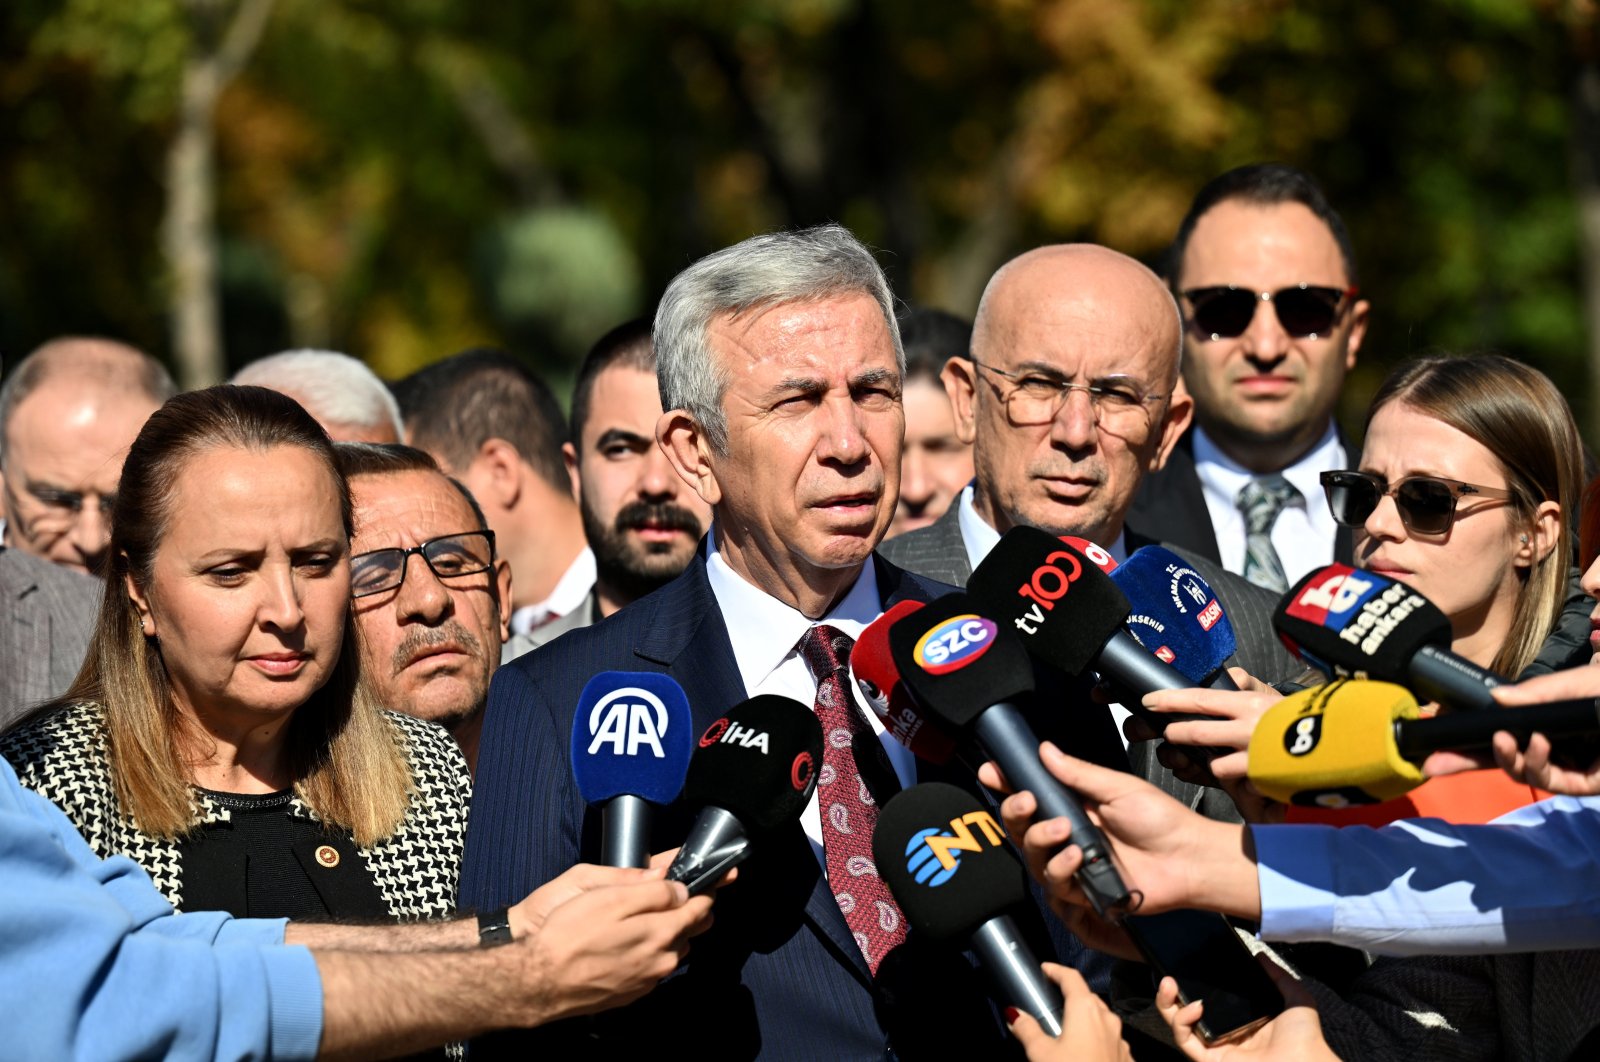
[
  {"xmin": 878, "ymin": 243, "xmax": 1302, "ymax": 817},
  {"xmin": 461, "ymin": 225, "xmax": 1088, "ymax": 1059},
  {"xmin": 1126, "ymin": 164, "xmax": 1369, "ymax": 589}
]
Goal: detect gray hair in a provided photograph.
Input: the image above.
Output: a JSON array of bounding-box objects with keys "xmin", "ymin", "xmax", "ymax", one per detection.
[
  {"xmin": 653, "ymin": 224, "xmax": 904, "ymax": 453},
  {"xmin": 231, "ymin": 350, "xmax": 403, "ymax": 440},
  {"xmin": 0, "ymin": 337, "xmax": 175, "ymax": 463}
]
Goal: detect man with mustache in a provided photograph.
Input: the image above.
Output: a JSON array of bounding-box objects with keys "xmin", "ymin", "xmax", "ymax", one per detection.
[
  {"xmin": 512, "ymin": 319, "xmax": 711, "ymax": 655},
  {"xmin": 338, "ymin": 443, "xmax": 513, "ymax": 773}
]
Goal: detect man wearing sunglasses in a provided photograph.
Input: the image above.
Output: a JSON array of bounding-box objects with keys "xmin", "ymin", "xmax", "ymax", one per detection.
[
  {"xmin": 337, "ymin": 443, "xmax": 514, "ymax": 774},
  {"xmin": 1128, "ymin": 164, "xmax": 1369, "ymax": 592}
]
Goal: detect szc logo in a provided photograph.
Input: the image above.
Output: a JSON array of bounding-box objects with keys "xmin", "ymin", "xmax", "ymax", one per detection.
[{"xmin": 902, "ymin": 810, "xmax": 1005, "ymax": 886}]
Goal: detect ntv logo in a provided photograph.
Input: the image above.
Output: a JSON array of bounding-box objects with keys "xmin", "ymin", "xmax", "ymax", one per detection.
[{"xmin": 586, "ymin": 687, "xmax": 670, "ymax": 758}]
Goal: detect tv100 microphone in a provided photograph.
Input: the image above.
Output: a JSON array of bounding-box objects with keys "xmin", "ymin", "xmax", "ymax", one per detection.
[
  {"xmin": 852, "ymin": 600, "xmax": 960, "ymax": 765},
  {"xmin": 1248, "ymin": 679, "xmax": 1600, "ymax": 807},
  {"xmin": 570, "ymin": 672, "xmax": 695, "ymax": 868},
  {"xmin": 665, "ymin": 694, "xmax": 823, "ymax": 895},
  {"xmin": 966, "ymin": 527, "xmax": 1226, "ymax": 738},
  {"xmin": 875, "ymin": 782, "xmax": 1065, "ymax": 1038},
  {"xmin": 885, "ymin": 591, "xmax": 1139, "ymax": 919},
  {"xmin": 1275, "ymin": 564, "xmax": 1507, "ymax": 712}
]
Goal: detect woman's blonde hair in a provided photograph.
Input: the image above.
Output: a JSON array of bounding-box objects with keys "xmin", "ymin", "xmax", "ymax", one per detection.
[
  {"xmin": 54, "ymin": 385, "xmax": 411, "ymax": 844},
  {"xmin": 1367, "ymin": 355, "xmax": 1581, "ymax": 676}
]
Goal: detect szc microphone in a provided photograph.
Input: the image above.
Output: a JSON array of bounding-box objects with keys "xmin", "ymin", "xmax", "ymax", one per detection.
[
  {"xmin": 966, "ymin": 527, "xmax": 1223, "ymax": 736},
  {"xmin": 1275, "ymin": 564, "xmax": 1506, "ymax": 711},
  {"xmin": 886, "ymin": 591, "xmax": 1138, "ymax": 919},
  {"xmin": 570, "ymin": 672, "xmax": 694, "ymax": 868},
  {"xmin": 852, "ymin": 600, "xmax": 960, "ymax": 765},
  {"xmin": 875, "ymin": 782, "xmax": 1064, "ymax": 1038},
  {"xmin": 665, "ymin": 695, "xmax": 822, "ymax": 895},
  {"xmin": 1247, "ymin": 679, "xmax": 1600, "ymax": 807}
]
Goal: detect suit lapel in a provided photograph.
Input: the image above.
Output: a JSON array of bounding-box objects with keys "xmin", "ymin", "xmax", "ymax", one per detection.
[{"xmin": 4, "ymin": 564, "xmax": 50, "ymax": 708}]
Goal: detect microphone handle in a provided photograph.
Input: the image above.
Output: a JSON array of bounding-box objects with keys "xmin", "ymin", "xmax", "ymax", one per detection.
[
  {"xmin": 970, "ymin": 914, "xmax": 1064, "ymax": 1039},
  {"xmin": 665, "ymin": 805, "xmax": 752, "ymax": 896},
  {"xmin": 972, "ymin": 702, "xmax": 1137, "ymax": 919},
  {"xmin": 1103, "ymin": 629, "xmax": 1230, "ymax": 762},
  {"xmin": 1408, "ymin": 646, "xmax": 1505, "ymax": 712},
  {"xmin": 1395, "ymin": 698, "xmax": 1600, "ymax": 760},
  {"xmin": 601, "ymin": 795, "xmax": 651, "ymax": 869}
]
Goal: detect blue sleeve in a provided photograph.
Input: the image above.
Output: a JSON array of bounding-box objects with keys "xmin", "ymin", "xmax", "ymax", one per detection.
[
  {"xmin": 0, "ymin": 756, "xmax": 323, "ymax": 1061},
  {"xmin": 459, "ymin": 660, "xmax": 586, "ymax": 910},
  {"xmin": 1252, "ymin": 795, "xmax": 1600, "ymax": 955}
]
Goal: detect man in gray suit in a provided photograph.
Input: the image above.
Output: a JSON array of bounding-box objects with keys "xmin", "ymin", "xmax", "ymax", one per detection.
[
  {"xmin": 879, "ymin": 244, "xmax": 1301, "ymax": 813},
  {"xmin": 0, "ymin": 545, "xmax": 98, "ymax": 727}
]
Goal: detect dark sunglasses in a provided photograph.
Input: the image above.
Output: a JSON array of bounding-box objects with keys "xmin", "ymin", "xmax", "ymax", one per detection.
[
  {"xmin": 1321, "ymin": 470, "xmax": 1514, "ymax": 536},
  {"xmin": 1181, "ymin": 284, "xmax": 1358, "ymax": 340}
]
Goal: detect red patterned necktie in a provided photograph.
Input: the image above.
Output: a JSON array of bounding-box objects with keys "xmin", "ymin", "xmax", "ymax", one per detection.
[{"xmin": 799, "ymin": 623, "xmax": 907, "ymax": 975}]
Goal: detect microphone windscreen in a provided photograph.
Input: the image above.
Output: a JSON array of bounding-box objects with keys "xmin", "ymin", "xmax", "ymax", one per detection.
[
  {"xmin": 681, "ymin": 694, "xmax": 823, "ymax": 835},
  {"xmin": 888, "ymin": 592, "xmax": 1036, "ymax": 732},
  {"xmin": 873, "ymin": 782, "xmax": 1028, "ymax": 941},
  {"xmin": 1060, "ymin": 536, "xmax": 1118, "ymax": 573},
  {"xmin": 854, "ymin": 601, "xmax": 959, "ymax": 764},
  {"xmin": 1274, "ymin": 564, "xmax": 1452, "ymax": 682},
  {"xmin": 1112, "ymin": 547, "xmax": 1237, "ymax": 683},
  {"xmin": 570, "ymin": 672, "xmax": 695, "ymax": 805},
  {"xmin": 967, "ymin": 526, "xmax": 1130, "ymax": 676},
  {"xmin": 1246, "ymin": 680, "xmax": 1424, "ymax": 807}
]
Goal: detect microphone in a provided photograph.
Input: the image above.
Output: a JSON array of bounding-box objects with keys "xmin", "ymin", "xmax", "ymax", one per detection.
[
  {"xmin": 1247, "ymin": 680, "xmax": 1600, "ymax": 807},
  {"xmin": 570, "ymin": 672, "xmax": 695, "ymax": 868},
  {"xmin": 852, "ymin": 600, "xmax": 960, "ymax": 765},
  {"xmin": 886, "ymin": 592, "xmax": 1138, "ymax": 919},
  {"xmin": 1275, "ymin": 564, "xmax": 1506, "ymax": 711},
  {"xmin": 874, "ymin": 782, "xmax": 1064, "ymax": 1038},
  {"xmin": 665, "ymin": 694, "xmax": 823, "ymax": 895},
  {"xmin": 1110, "ymin": 546, "xmax": 1240, "ymax": 691},
  {"xmin": 966, "ymin": 527, "xmax": 1220, "ymax": 736}
]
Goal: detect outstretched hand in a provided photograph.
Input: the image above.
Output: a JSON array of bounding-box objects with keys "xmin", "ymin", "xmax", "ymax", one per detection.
[
  {"xmin": 1009, "ymin": 963, "xmax": 1132, "ymax": 1062},
  {"xmin": 1157, "ymin": 955, "xmax": 1338, "ymax": 1061}
]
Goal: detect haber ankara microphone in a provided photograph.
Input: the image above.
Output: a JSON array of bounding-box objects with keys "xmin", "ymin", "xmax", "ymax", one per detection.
[
  {"xmin": 886, "ymin": 591, "xmax": 1139, "ymax": 919},
  {"xmin": 665, "ymin": 694, "xmax": 823, "ymax": 895},
  {"xmin": 874, "ymin": 782, "xmax": 1065, "ymax": 1038},
  {"xmin": 1247, "ymin": 679, "xmax": 1600, "ymax": 807},
  {"xmin": 852, "ymin": 600, "xmax": 960, "ymax": 765},
  {"xmin": 570, "ymin": 672, "xmax": 694, "ymax": 868},
  {"xmin": 966, "ymin": 527, "xmax": 1224, "ymax": 736},
  {"xmin": 1275, "ymin": 564, "xmax": 1507, "ymax": 712}
]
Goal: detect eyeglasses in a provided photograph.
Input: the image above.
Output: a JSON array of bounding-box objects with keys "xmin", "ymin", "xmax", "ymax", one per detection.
[
  {"xmin": 1181, "ymin": 285, "xmax": 1358, "ymax": 341},
  {"xmin": 0, "ymin": 473, "xmax": 115, "ymax": 534},
  {"xmin": 971, "ymin": 361, "xmax": 1168, "ymax": 433},
  {"xmin": 349, "ymin": 531, "xmax": 496, "ymax": 598},
  {"xmin": 1321, "ymin": 470, "xmax": 1514, "ymax": 537}
]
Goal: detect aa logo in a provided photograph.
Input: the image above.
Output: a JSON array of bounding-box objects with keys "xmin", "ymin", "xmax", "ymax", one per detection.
[{"xmin": 587, "ymin": 687, "xmax": 669, "ymax": 758}]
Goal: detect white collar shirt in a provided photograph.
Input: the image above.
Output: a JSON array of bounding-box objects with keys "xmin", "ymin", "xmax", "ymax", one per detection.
[{"xmin": 509, "ymin": 547, "xmax": 597, "ymax": 635}]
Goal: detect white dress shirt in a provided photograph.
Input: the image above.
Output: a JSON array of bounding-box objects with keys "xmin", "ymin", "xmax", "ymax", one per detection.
[
  {"xmin": 1192, "ymin": 423, "xmax": 1346, "ymax": 587},
  {"xmin": 509, "ymin": 547, "xmax": 596, "ymax": 636},
  {"xmin": 704, "ymin": 528, "xmax": 917, "ymax": 873},
  {"xmin": 954, "ymin": 484, "xmax": 1134, "ymax": 741}
]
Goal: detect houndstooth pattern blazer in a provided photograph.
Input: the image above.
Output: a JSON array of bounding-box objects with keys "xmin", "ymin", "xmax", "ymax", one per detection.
[{"xmin": 0, "ymin": 701, "xmax": 470, "ymax": 921}]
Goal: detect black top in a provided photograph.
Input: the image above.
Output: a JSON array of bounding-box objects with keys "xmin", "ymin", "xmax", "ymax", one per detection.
[{"xmin": 177, "ymin": 788, "xmax": 390, "ymax": 921}]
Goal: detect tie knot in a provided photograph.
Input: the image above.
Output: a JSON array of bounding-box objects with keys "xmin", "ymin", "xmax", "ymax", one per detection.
[
  {"xmin": 1237, "ymin": 474, "xmax": 1300, "ymax": 529},
  {"xmin": 800, "ymin": 623, "xmax": 854, "ymax": 682}
]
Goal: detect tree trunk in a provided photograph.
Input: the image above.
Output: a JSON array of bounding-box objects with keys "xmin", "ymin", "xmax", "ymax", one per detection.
[{"xmin": 1574, "ymin": 61, "xmax": 1600, "ymax": 444}]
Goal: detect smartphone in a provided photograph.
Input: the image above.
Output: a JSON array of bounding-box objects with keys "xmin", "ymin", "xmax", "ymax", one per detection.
[{"xmin": 1122, "ymin": 908, "xmax": 1284, "ymax": 1044}]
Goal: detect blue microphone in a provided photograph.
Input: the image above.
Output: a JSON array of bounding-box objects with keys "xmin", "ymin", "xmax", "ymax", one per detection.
[
  {"xmin": 570, "ymin": 672, "xmax": 695, "ymax": 868},
  {"xmin": 1110, "ymin": 546, "xmax": 1239, "ymax": 690}
]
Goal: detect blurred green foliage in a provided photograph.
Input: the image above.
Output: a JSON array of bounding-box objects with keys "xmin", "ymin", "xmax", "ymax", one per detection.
[{"xmin": 0, "ymin": 0, "xmax": 1594, "ymax": 439}]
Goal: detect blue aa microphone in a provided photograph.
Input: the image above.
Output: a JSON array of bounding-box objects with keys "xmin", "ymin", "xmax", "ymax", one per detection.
[
  {"xmin": 570, "ymin": 672, "xmax": 695, "ymax": 868},
  {"xmin": 1110, "ymin": 547, "xmax": 1239, "ymax": 691}
]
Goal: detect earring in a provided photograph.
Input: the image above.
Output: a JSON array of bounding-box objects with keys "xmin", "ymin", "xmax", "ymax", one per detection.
[{"xmin": 1520, "ymin": 534, "xmax": 1530, "ymax": 544}]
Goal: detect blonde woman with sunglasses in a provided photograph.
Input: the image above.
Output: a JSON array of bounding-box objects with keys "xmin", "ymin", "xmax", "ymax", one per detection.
[{"xmin": 1138, "ymin": 353, "xmax": 1584, "ymax": 824}]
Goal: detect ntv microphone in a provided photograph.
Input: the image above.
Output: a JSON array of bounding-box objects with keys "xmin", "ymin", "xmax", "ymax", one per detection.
[
  {"xmin": 665, "ymin": 695, "xmax": 822, "ymax": 895},
  {"xmin": 1275, "ymin": 564, "xmax": 1506, "ymax": 712},
  {"xmin": 885, "ymin": 592, "xmax": 1138, "ymax": 919},
  {"xmin": 966, "ymin": 527, "xmax": 1224, "ymax": 736},
  {"xmin": 875, "ymin": 782, "xmax": 1065, "ymax": 1038},
  {"xmin": 1248, "ymin": 679, "xmax": 1600, "ymax": 807},
  {"xmin": 852, "ymin": 600, "xmax": 960, "ymax": 766},
  {"xmin": 570, "ymin": 672, "xmax": 694, "ymax": 868}
]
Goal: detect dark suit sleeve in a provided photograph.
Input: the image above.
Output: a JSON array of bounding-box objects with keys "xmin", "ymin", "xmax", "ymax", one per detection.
[{"xmin": 458, "ymin": 661, "xmax": 584, "ymax": 911}]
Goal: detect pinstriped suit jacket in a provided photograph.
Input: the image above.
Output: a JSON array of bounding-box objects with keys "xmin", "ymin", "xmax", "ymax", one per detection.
[
  {"xmin": 0, "ymin": 547, "xmax": 98, "ymax": 729},
  {"xmin": 878, "ymin": 504, "xmax": 1302, "ymax": 819},
  {"xmin": 460, "ymin": 551, "xmax": 1076, "ymax": 1060}
]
